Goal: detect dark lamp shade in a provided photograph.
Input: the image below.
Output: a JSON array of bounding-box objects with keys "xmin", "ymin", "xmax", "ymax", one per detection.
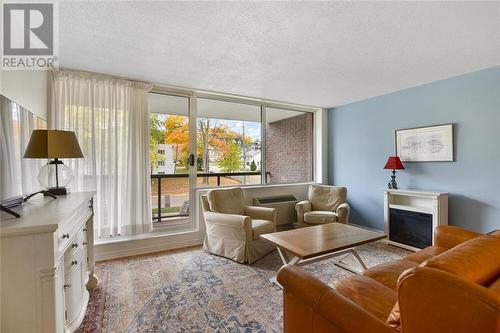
[
  {"xmin": 384, "ymin": 156, "xmax": 404, "ymax": 170},
  {"xmin": 24, "ymin": 130, "xmax": 84, "ymax": 159}
]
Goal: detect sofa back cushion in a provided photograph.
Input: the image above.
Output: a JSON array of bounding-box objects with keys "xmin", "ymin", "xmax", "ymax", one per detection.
[
  {"xmin": 421, "ymin": 234, "xmax": 500, "ymax": 286},
  {"xmin": 207, "ymin": 188, "xmax": 245, "ymax": 215},
  {"xmin": 308, "ymin": 185, "xmax": 347, "ymax": 211}
]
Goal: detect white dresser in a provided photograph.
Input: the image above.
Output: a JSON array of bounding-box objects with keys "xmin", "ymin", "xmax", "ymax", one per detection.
[{"xmin": 0, "ymin": 192, "xmax": 97, "ymax": 333}]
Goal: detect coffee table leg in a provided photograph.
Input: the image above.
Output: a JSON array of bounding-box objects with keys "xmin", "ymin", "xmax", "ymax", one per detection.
[
  {"xmin": 351, "ymin": 248, "xmax": 368, "ymax": 270},
  {"xmin": 277, "ymin": 247, "xmax": 290, "ymax": 264},
  {"xmin": 270, "ymin": 247, "xmax": 369, "ymax": 287},
  {"xmin": 271, "ymin": 247, "xmax": 301, "ymax": 287},
  {"xmin": 334, "ymin": 249, "xmax": 368, "ymax": 274},
  {"xmin": 277, "ymin": 247, "xmax": 300, "ymax": 265}
]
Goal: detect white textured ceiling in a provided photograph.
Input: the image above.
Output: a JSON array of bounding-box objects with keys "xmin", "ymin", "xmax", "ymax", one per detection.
[{"xmin": 59, "ymin": 1, "xmax": 500, "ymax": 108}]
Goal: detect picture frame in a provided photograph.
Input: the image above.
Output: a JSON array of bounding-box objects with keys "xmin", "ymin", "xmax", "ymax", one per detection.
[{"xmin": 395, "ymin": 124, "xmax": 454, "ymax": 162}]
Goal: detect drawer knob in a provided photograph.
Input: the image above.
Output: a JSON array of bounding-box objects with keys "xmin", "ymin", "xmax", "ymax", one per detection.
[
  {"xmin": 83, "ymin": 228, "xmax": 87, "ymax": 232},
  {"xmin": 82, "ymin": 242, "xmax": 87, "ymax": 246},
  {"xmin": 71, "ymin": 243, "xmax": 78, "ymax": 248},
  {"xmin": 62, "ymin": 233, "xmax": 70, "ymax": 239},
  {"xmin": 71, "ymin": 260, "xmax": 78, "ymax": 266},
  {"xmin": 63, "ymin": 284, "xmax": 72, "ymax": 290}
]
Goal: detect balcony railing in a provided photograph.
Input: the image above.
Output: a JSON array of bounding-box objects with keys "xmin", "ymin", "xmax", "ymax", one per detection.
[{"xmin": 151, "ymin": 171, "xmax": 261, "ymax": 224}]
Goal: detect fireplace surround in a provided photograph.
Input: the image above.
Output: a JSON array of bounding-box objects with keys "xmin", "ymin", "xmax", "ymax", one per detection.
[{"xmin": 384, "ymin": 189, "xmax": 448, "ymax": 250}]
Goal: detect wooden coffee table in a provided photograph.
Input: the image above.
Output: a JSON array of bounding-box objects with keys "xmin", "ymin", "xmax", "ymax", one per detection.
[{"xmin": 261, "ymin": 222, "xmax": 386, "ymax": 284}]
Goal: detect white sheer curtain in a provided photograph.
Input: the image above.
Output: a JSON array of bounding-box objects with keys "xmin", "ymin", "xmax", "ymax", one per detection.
[{"xmin": 49, "ymin": 69, "xmax": 153, "ymax": 238}]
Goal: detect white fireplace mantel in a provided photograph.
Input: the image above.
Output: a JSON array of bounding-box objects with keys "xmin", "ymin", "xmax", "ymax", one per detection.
[{"xmin": 383, "ymin": 189, "xmax": 448, "ymax": 251}]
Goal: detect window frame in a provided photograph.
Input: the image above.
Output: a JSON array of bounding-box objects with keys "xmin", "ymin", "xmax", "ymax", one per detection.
[{"xmin": 147, "ymin": 87, "xmax": 323, "ymax": 237}]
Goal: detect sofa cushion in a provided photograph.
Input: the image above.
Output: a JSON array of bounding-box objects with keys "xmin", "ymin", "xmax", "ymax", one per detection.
[
  {"xmin": 363, "ymin": 259, "xmax": 418, "ymax": 290},
  {"xmin": 405, "ymin": 246, "xmax": 448, "ymax": 264},
  {"xmin": 334, "ymin": 275, "xmax": 397, "ymax": 322},
  {"xmin": 308, "ymin": 185, "xmax": 346, "ymax": 211},
  {"xmin": 304, "ymin": 211, "xmax": 338, "ymax": 224},
  {"xmin": 251, "ymin": 219, "xmax": 274, "ymax": 240},
  {"xmin": 207, "ymin": 188, "xmax": 245, "ymax": 215},
  {"xmin": 422, "ymin": 235, "xmax": 500, "ymax": 286}
]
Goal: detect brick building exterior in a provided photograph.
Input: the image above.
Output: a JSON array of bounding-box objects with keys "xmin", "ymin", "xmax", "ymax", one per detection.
[{"xmin": 265, "ymin": 113, "xmax": 313, "ymax": 184}]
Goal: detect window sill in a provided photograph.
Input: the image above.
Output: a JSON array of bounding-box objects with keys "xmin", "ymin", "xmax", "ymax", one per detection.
[
  {"xmin": 95, "ymin": 226, "xmax": 198, "ymax": 246},
  {"xmin": 94, "ymin": 227, "xmax": 204, "ymax": 261},
  {"xmin": 196, "ymin": 181, "xmax": 318, "ymax": 192}
]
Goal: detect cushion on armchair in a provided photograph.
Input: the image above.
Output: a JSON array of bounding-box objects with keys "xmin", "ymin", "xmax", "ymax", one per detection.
[
  {"xmin": 304, "ymin": 211, "xmax": 338, "ymax": 224},
  {"xmin": 251, "ymin": 219, "xmax": 274, "ymax": 240},
  {"xmin": 207, "ymin": 188, "xmax": 245, "ymax": 215},
  {"xmin": 309, "ymin": 185, "xmax": 347, "ymax": 211}
]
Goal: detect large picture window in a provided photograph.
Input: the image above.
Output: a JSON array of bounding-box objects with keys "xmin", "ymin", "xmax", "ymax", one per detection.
[
  {"xmin": 148, "ymin": 93, "xmax": 316, "ymax": 227},
  {"xmin": 197, "ymin": 98, "xmax": 262, "ymax": 188}
]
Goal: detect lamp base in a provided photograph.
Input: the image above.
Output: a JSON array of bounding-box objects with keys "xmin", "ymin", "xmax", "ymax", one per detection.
[
  {"xmin": 46, "ymin": 187, "xmax": 68, "ymax": 196},
  {"xmin": 387, "ymin": 170, "xmax": 398, "ymax": 189}
]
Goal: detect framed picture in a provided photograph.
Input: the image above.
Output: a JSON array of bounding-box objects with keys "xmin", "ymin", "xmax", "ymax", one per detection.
[{"xmin": 395, "ymin": 124, "xmax": 454, "ymax": 162}]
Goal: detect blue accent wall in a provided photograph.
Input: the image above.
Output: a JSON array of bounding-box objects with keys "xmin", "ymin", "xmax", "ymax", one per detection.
[{"xmin": 328, "ymin": 66, "xmax": 500, "ymax": 233}]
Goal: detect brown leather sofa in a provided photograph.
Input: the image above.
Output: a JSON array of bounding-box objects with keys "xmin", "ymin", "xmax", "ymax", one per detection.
[{"xmin": 277, "ymin": 226, "xmax": 500, "ymax": 333}]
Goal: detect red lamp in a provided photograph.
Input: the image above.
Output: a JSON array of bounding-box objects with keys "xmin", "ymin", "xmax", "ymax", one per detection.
[{"xmin": 384, "ymin": 156, "xmax": 404, "ymax": 189}]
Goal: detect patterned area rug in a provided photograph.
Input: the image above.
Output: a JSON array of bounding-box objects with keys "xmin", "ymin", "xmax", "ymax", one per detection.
[{"xmin": 77, "ymin": 241, "xmax": 409, "ymax": 333}]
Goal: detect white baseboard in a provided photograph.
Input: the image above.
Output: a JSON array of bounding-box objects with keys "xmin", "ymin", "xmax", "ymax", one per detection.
[
  {"xmin": 348, "ymin": 222, "xmax": 384, "ymax": 233},
  {"xmin": 95, "ymin": 233, "xmax": 204, "ymax": 261}
]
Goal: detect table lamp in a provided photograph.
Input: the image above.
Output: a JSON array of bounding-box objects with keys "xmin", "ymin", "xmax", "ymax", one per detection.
[
  {"xmin": 384, "ymin": 156, "xmax": 404, "ymax": 189},
  {"xmin": 24, "ymin": 130, "xmax": 84, "ymax": 195}
]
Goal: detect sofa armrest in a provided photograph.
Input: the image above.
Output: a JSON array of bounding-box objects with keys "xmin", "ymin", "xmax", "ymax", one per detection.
[
  {"xmin": 295, "ymin": 200, "xmax": 312, "ymax": 224},
  {"xmin": 277, "ymin": 265, "xmax": 394, "ymax": 333},
  {"xmin": 336, "ymin": 203, "xmax": 350, "ymax": 224},
  {"xmin": 395, "ymin": 266, "xmax": 500, "ymax": 333},
  {"xmin": 434, "ymin": 225, "xmax": 482, "ymax": 249},
  {"xmin": 244, "ymin": 206, "xmax": 276, "ymax": 225}
]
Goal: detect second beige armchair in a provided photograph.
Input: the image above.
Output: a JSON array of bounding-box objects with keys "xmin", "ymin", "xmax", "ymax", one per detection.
[
  {"xmin": 201, "ymin": 187, "xmax": 277, "ymax": 264},
  {"xmin": 296, "ymin": 184, "xmax": 350, "ymax": 225}
]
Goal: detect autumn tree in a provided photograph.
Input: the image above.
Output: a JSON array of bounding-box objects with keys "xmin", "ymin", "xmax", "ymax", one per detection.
[
  {"xmin": 197, "ymin": 118, "xmax": 231, "ymax": 174},
  {"xmin": 151, "ymin": 115, "xmax": 254, "ymax": 181},
  {"xmin": 163, "ymin": 115, "xmax": 189, "ymax": 173}
]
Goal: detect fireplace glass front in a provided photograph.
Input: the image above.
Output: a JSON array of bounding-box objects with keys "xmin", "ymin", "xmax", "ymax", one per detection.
[{"xmin": 389, "ymin": 208, "xmax": 432, "ymax": 249}]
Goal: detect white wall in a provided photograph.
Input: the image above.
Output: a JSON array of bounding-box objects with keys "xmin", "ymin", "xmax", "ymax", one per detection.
[
  {"xmin": 315, "ymin": 108, "xmax": 328, "ymax": 184},
  {"xmin": 0, "ymin": 70, "xmax": 48, "ymax": 120}
]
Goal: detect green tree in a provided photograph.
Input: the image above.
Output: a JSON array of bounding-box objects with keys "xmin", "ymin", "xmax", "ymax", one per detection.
[
  {"xmin": 250, "ymin": 159, "xmax": 257, "ymax": 171},
  {"xmin": 149, "ymin": 115, "xmax": 165, "ymax": 173},
  {"xmin": 196, "ymin": 157, "xmax": 204, "ymax": 171},
  {"xmin": 218, "ymin": 141, "xmax": 242, "ymax": 172}
]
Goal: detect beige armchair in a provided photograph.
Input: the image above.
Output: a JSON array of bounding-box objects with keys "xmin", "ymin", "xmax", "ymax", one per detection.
[
  {"xmin": 201, "ymin": 187, "xmax": 277, "ymax": 264},
  {"xmin": 296, "ymin": 184, "xmax": 350, "ymax": 225}
]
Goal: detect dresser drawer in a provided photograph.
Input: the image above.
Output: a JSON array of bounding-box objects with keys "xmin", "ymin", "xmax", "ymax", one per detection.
[
  {"xmin": 58, "ymin": 206, "xmax": 92, "ymax": 254},
  {"xmin": 64, "ymin": 246, "xmax": 83, "ymax": 277},
  {"xmin": 63, "ymin": 258, "xmax": 84, "ymax": 326},
  {"xmin": 64, "ymin": 231, "xmax": 84, "ymax": 258}
]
